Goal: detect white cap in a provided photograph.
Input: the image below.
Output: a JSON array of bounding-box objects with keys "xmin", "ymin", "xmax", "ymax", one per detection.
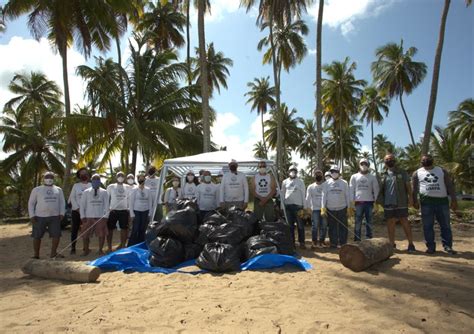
[
  {"xmin": 324, "ymin": 171, "xmax": 331, "ymax": 177},
  {"xmin": 329, "ymin": 165, "xmax": 340, "ymax": 172},
  {"xmin": 43, "ymin": 171, "xmax": 54, "ymax": 178},
  {"xmin": 288, "ymin": 165, "xmax": 297, "ymax": 172},
  {"xmin": 126, "ymin": 173, "xmax": 134, "ymax": 179},
  {"xmin": 359, "ymin": 158, "xmax": 369, "ymax": 165}
]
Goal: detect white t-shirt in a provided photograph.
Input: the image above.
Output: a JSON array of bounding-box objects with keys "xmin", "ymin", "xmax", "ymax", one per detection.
[
  {"xmin": 219, "ymin": 172, "xmax": 249, "ymax": 203},
  {"xmin": 322, "ymin": 178, "xmax": 350, "ymax": 210},
  {"xmin": 305, "ymin": 182, "xmax": 325, "ymax": 210},
  {"xmin": 254, "ymin": 174, "xmax": 273, "ymax": 197},
  {"xmin": 68, "ymin": 182, "xmax": 91, "ymax": 210},
  {"xmin": 80, "ymin": 187, "xmax": 109, "ymax": 219},
  {"xmin": 107, "ymin": 183, "xmax": 131, "ymax": 210},
  {"xmin": 181, "ymin": 182, "xmax": 197, "ymax": 199},
  {"xmin": 28, "ymin": 185, "xmax": 66, "ymax": 218},
  {"xmin": 129, "ymin": 186, "xmax": 153, "ymax": 217},
  {"xmin": 145, "ymin": 177, "xmax": 159, "ymax": 207},
  {"xmin": 281, "ymin": 177, "xmax": 306, "ymax": 206},
  {"xmin": 164, "ymin": 187, "xmax": 182, "ymax": 205},
  {"xmin": 196, "ymin": 183, "xmax": 219, "ymax": 211},
  {"xmin": 416, "ymin": 166, "xmax": 448, "ymax": 198},
  {"xmin": 349, "ymin": 172, "xmax": 379, "ymax": 202}
]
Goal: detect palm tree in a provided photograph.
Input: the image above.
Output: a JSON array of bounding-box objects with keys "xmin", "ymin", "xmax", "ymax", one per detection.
[
  {"xmin": 371, "ymin": 40, "xmax": 427, "ymax": 146},
  {"xmin": 297, "ymin": 119, "xmax": 317, "ymax": 175},
  {"xmin": 253, "ymin": 141, "xmax": 267, "ymax": 159},
  {"xmin": 4, "ymin": 0, "xmax": 130, "ymax": 193},
  {"xmin": 264, "ymin": 104, "xmax": 304, "ymax": 151},
  {"xmin": 139, "ymin": 1, "xmax": 186, "ymax": 50},
  {"xmin": 447, "ymin": 98, "xmax": 473, "ymax": 144},
  {"xmin": 192, "ymin": 43, "xmax": 233, "ymax": 97},
  {"xmin": 359, "ymin": 86, "xmax": 389, "ymax": 177},
  {"xmin": 323, "ymin": 122, "xmax": 363, "ymax": 172},
  {"xmin": 373, "ymin": 134, "xmax": 396, "ymax": 167},
  {"xmin": 245, "ymin": 77, "xmax": 276, "ymax": 158},
  {"xmin": 74, "ymin": 38, "xmax": 202, "ymax": 174},
  {"xmin": 399, "ymin": 142, "xmax": 422, "ymax": 175},
  {"xmin": 0, "ymin": 5, "xmax": 6, "ymax": 33},
  {"xmin": 322, "ymin": 57, "xmax": 367, "ymax": 171},
  {"xmin": 315, "ymin": 0, "xmax": 324, "ymax": 170}
]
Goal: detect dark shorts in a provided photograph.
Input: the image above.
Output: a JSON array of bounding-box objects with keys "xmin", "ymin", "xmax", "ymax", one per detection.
[
  {"xmin": 107, "ymin": 210, "xmax": 129, "ymax": 230},
  {"xmin": 384, "ymin": 206, "xmax": 409, "ymax": 220},
  {"xmin": 32, "ymin": 216, "xmax": 61, "ymax": 239}
]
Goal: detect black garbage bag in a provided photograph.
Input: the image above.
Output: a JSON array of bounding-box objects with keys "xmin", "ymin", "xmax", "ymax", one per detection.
[
  {"xmin": 196, "ymin": 242, "xmax": 242, "ymax": 272},
  {"xmin": 244, "ymin": 235, "xmax": 278, "ymax": 260},
  {"xmin": 148, "ymin": 237, "xmax": 184, "ymax": 268},
  {"xmin": 207, "ymin": 223, "xmax": 246, "ymax": 245},
  {"xmin": 259, "ymin": 220, "xmax": 295, "ymax": 255},
  {"xmin": 203, "ymin": 211, "xmax": 229, "ymax": 226},
  {"xmin": 195, "ymin": 224, "xmax": 216, "ymax": 246},
  {"xmin": 156, "ymin": 207, "xmax": 198, "ymax": 243},
  {"xmin": 145, "ymin": 221, "xmax": 161, "ymax": 247},
  {"xmin": 183, "ymin": 243, "xmax": 204, "ymax": 261},
  {"xmin": 226, "ymin": 209, "xmax": 258, "ymax": 239},
  {"xmin": 195, "ymin": 213, "xmax": 231, "ymax": 245},
  {"xmin": 176, "ymin": 199, "xmax": 198, "ymax": 211}
]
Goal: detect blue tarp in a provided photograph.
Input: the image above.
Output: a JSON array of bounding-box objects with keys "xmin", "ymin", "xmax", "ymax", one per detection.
[{"xmin": 89, "ymin": 242, "xmax": 312, "ymax": 274}]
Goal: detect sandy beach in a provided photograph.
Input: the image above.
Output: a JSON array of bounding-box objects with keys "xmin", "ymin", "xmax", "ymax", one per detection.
[{"xmin": 0, "ymin": 222, "xmax": 473, "ymax": 333}]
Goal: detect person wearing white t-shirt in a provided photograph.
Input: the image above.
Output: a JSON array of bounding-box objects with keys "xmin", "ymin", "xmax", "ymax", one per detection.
[
  {"xmin": 164, "ymin": 176, "xmax": 182, "ymax": 212},
  {"xmin": 219, "ymin": 159, "xmax": 249, "ymax": 210},
  {"xmin": 349, "ymin": 158, "xmax": 380, "ymax": 241},
  {"xmin": 281, "ymin": 166, "xmax": 306, "ymax": 249},
  {"xmin": 28, "ymin": 172, "xmax": 66, "ymax": 259},
  {"xmin": 305, "ymin": 170, "xmax": 327, "ymax": 248},
  {"xmin": 106, "ymin": 172, "xmax": 132, "ymax": 252},
  {"xmin": 128, "ymin": 173, "xmax": 153, "ymax": 246},
  {"xmin": 321, "ymin": 165, "xmax": 352, "ymax": 248},
  {"xmin": 145, "ymin": 166, "xmax": 162, "ymax": 222},
  {"xmin": 251, "ymin": 160, "xmax": 276, "ymax": 222},
  {"xmin": 80, "ymin": 174, "xmax": 109, "ymax": 256},
  {"xmin": 181, "ymin": 170, "xmax": 198, "ymax": 200},
  {"xmin": 68, "ymin": 167, "xmax": 91, "ymax": 254},
  {"xmin": 412, "ymin": 154, "xmax": 457, "ymax": 255},
  {"xmin": 196, "ymin": 170, "xmax": 219, "ymax": 220}
]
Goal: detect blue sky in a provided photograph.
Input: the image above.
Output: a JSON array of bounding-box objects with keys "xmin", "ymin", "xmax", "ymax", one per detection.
[{"xmin": 0, "ymin": 0, "xmax": 472, "ymax": 168}]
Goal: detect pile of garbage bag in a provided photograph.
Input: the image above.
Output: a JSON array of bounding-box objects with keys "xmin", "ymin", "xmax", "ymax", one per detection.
[{"xmin": 145, "ymin": 206, "xmax": 294, "ymax": 271}]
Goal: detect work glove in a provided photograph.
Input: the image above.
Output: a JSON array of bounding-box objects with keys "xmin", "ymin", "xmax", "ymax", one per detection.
[
  {"xmin": 321, "ymin": 207, "xmax": 327, "ymax": 217},
  {"xmin": 347, "ymin": 207, "xmax": 355, "ymax": 216}
]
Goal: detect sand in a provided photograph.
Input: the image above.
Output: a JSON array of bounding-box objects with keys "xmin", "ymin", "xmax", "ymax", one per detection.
[{"xmin": 0, "ymin": 222, "xmax": 473, "ymax": 333}]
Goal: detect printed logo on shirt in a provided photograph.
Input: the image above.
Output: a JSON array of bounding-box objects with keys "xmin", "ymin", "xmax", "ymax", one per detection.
[
  {"xmin": 423, "ymin": 173, "xmax": 441, "ymax": 191},
  {"xmin": 258, "ymin": 178, "xmax": 268, "ymax": 188},
  {"xmin": 117, "ymin": 186, "xmax": 125, "ymax": 194},
  {"xmin": 46, "ymin": 189, "xmax": 53, "ymax": 195},
  {"xmin": 231, "ymin": 176, "xmax": 237, "ymax": 182},
  {"xmin": 205, "ymin": 186, "xmax": 212, "ymax": 192}
]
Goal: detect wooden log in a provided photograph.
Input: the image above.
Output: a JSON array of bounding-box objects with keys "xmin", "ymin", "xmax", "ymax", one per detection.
[
  {"xmin": 339, "ymin": 237, "xmax": 394, "ymax": 272},
  {"xmin": 22, "ymin": 259, "xmax": 101, "ymax": 283}
]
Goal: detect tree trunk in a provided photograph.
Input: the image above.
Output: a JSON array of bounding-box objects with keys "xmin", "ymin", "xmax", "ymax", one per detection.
[
  {"xmin": 131, "ymin": 145, "xmax": 138, "ymax": 176},
  {"xmin": 371, "ymin": 120, "xmax": 379, "ymax": 179},
  {"xmin": 399, "ymin": 93, "xmax": 416, "ymax": 146},
  {"xmin": 61, "ymin": 48, "xmax": 74, "ymax": 197},
  {"xmin": 186, "ymin": 0, "xmax": 191, "ymax": 85},
  {"xmin": 261, "ymin": 111, "xmax": 268, "ymax": 159},
  {"xmin": 421, "ymin": 0, "xmax": 450, "ymax": 154},
  {"xmin": 339, "ymin": 111, "xmax": 344, "ymax": 173},
  {"xmin": 22, "ymin": 259, "xmax": 101, "ymax": 283},
  {"xmin": 339, "ymin": 237, "xmax": 394, "ymax": 272},
  {"xmin": 198, "ymin": 0, "xmax": 210, "ymax": 152},
  {"xmin": 315, "ymin": 0, "xmax": 324, "ymax": 170}
]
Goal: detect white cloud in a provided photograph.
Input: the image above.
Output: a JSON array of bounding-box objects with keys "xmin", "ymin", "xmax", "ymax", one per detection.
[
  {"xmin": 308, "ymin": 0, "xmax": 399, "ymax": 36},
  {"xmin": 308, "ymin": 48, "xmax": 317, "ymax": 55},
  {"xmin": 0, "ymin": 36, "xmax": 87, "ymax": 111},
  {"xmin": 189, "ymin": 0, "xmax": 243, "ymax": 23}
]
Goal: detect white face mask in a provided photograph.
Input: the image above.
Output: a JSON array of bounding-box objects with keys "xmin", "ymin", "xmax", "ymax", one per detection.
[
  {"xmin": 360, "ymin": 165, "xmax": 369, "ymax": 172},
  {"xmin": 259, "ymin": 167, "xmax": 266, "ymax": 174},
  {"xmin": 187, "ymin": 175, "xmax": 194, "ymax": 182},
  {"xmin": 127, "ymin": 178, "xmax": 134, "ymax": 185},
  {"xmin": 172, "ymin": 181, "xmax": 179, "ymax": 187},
  {"xmin": 325, "ymin": 176, "xmax": 331, "ymax": 181},
  {"xmin": 289, "ymin": 171, "xmax": 296, "ymax": 178},
  {"xmin": 204, "ymin": 175, "xmax": 212, "ymax": 183},
  {"xmin": 44, "ymin": 179, "xmax": 54, "ymax": 186},
  {"xmin": 117, "ymin": 176, "xmax": 125, "ymax": 183},
  {"xmin": 331, "ymin": 172, "xmax": 340, "ymax": 179}
]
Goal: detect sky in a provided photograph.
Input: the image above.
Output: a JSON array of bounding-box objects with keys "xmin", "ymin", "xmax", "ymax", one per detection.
[{"xmin": 0, "ymin": 0, "xmax": 473, "ymax": 170}]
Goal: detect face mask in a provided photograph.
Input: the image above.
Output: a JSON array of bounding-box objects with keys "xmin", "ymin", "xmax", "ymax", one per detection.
[
  {"xmin": 385, "ymin": 160, "xmax": 395, "ymax": 168},
  {"xmin": 259, "ymin": 167, "xmax": 266, "ymax": 174},
  {"xmin": 325, "ymin": 176, "xmax": 331, "ymax": 181},
  {"xmin": 92, "ymin": 179, "xmax": 101, "ymax": 189},
  {"xmin": 127, "ymin": 178, "xmax": 134, "ymax": 185},
  {"xmin": 187, "ymin": 175, "xmax": 194, "ymax": 182},
  {"xmin": 421, "ymin": 159, "xmax": 433, "ymax": 167},
  {"xmin": 172, "ymin": 181, "xmax": 179, "ymax": 187},
  {"xmin": 80, "ymin": 174, "xmax": 88, "ymax": 182},
  {"xmin": 204, "ymin": 175, "xmax": 212, "ymax": 183},
  {"xmin": 117, "ymin": 176, "xmax": 124, "ymax": 183},
  {"xmin": 138, "ymin": 179, "xmax": 145, "ymax": 185},
  {"xmin": 360, "ymin": 165, "xmax": 369, "ymax": 172},
  {"xmin": 229, "ymin": 165, "xmax": 237, "ymax": 172},
  {"xmin": 289, "ymin": 171, "xmax": 296, "ymax": 178},
  {"xmin": 44, "ymin": 179, "xmax": 53, "ymax": 186},
  {"xmin": 331, "ymin": 172, "xmax": 339, "ymax": 179},
  {"xmin": 315, "ymin": 175, "xmax": 323, "ymax": 182}
]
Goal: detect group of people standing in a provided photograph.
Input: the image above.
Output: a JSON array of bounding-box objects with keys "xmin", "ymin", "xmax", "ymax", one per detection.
[{"xmin": 27, "ymin": 153, "xmax": 458, "ymax": 258}]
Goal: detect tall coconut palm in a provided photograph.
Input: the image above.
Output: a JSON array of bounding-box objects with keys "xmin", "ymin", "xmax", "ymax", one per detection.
[
  {"xmin": 264, "ymin": 103, "xmax": 304, "ymax": 151},
  {"xmin": 315, "ymin": 0, "xmax": 324, "ymax": 170},
  {"xmin": 447, "ymin": 98, "xmax": 473, "ymax": 144},
  {"xmin": 253, "ymin": 141, "xmax": 267, "ymax": 159},
  {"xmin": 0, "ymin": 5, "xmax": 6, "ymax": 33},
  {"xmin": 4, "ymin": 0, "xmax": 131, "ymax": 193},
  {"xmin": 371, "ymin": 40, "xmax": 427, "ymax": 147},
  {"xmin": 192, "ymin": 43, "xmax": 233, "ymax": 97},
  {"xmin": 297, "ymin": 119, "xmax": 317, "ymax": 175},
  {"xmin": 373, "ymin": 134, "xmax": 396, "ymax": 165},
  {"xmin": 245, "ymin": 77, "xmax": 276, "ymax": 158},
  {"xmin": 359, "ymin": 86, "xmax": 389, "ymax": 177},
  {"xmin": 322, "ymin": 57, "xmax": 366, "ymax": 171},
  {"xmin": 323, "ymin": 122, "xmax": 363, "ymax": 171}
]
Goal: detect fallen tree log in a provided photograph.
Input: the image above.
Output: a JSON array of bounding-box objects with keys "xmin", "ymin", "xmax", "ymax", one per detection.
[
  {"xmin": 22, "ymin": 259, "xmax": 101, "ymax": 283},
  {"xmin": 339, "ymin": 238, "xmax": 394, "ymax": 272}
]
